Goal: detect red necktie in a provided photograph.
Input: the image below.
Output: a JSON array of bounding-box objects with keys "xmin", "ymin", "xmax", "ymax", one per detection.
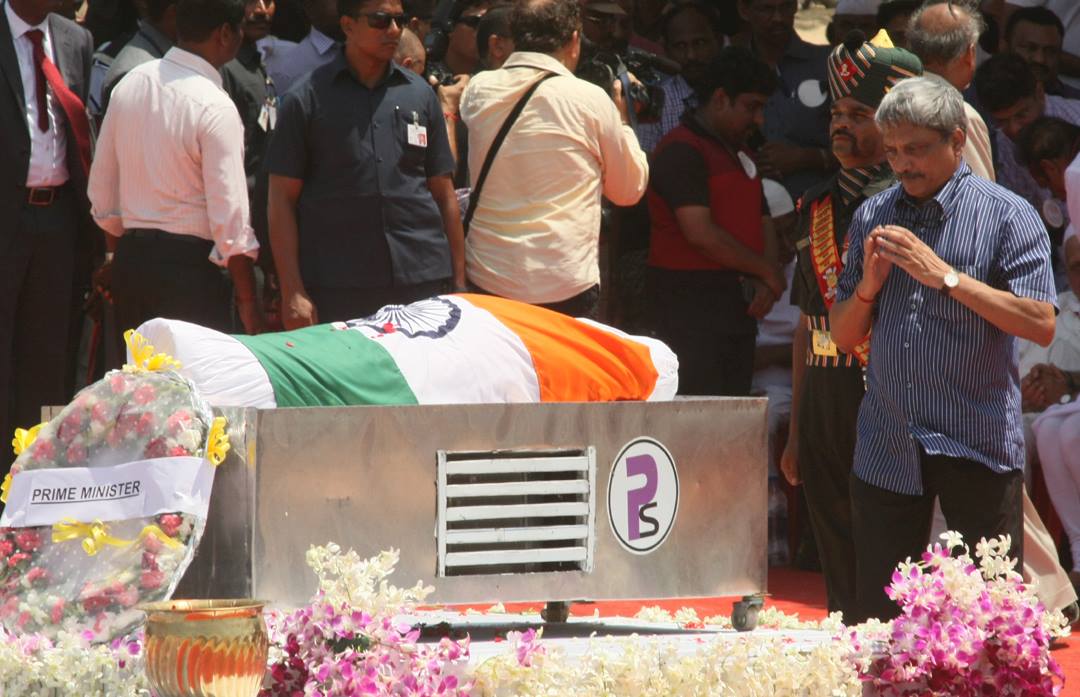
[{"xmin": 24, "ymin": 29, "xmax": 91, "ymax": 177}]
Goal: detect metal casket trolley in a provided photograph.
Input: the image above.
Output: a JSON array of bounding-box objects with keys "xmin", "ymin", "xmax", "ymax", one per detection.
[{"xmin": 175, "ymin": 397, "xmax": 768, "ymax": 617}]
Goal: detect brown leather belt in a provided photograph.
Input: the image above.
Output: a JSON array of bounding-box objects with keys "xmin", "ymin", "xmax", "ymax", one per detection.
[{"xmin": 22, "ymin": 185, "xmax": 65, "ymax": 206}]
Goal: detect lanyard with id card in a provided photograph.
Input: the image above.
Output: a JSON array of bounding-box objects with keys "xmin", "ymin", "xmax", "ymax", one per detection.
[
  {"xmin": 257, "ymin": 71, "xmax": 278, "ymax": 132},
  {"xmin": 407, "ymin": 110, "xmax": 428, "ymax": 148}
]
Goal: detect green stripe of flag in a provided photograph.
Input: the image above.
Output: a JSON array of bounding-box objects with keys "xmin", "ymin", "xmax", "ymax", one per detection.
[{"xmin": 234, "ymin": 325, "xmax": 418, "ymax": 407}]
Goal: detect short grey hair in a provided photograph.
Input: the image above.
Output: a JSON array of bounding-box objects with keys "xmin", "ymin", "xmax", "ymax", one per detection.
[
  {"xmin": 907, "ymin": 0, "xmax": 985, "ymax": 67},
  {"xmin": 875, "ymin": 75, "xmax": 968, "ymax": 136}
]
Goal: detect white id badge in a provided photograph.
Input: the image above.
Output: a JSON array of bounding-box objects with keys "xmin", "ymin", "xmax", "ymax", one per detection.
[
  {"xmin": 258, "ymin": 101, "xmax": 277, "ymax": 131},
  {"xmin": 737, "ymin": 151, "xmax": 757, "ymax": 179},
  {"xmin": 407, "ymin": 122, "xmax": 428, "ymax": 147}
]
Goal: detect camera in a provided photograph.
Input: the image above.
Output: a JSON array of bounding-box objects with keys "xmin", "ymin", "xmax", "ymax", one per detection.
[
  {"xmin": 422, "ymin": 0, "xmax": 459, "ymax": 85},
  {"xmin": 576, "ymin": 43, "xmax": 676, "ymax": 126}
]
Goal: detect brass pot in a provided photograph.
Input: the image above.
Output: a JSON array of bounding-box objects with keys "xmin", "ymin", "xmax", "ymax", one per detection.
[{"xmin": 141, "ymin": 599, "xmax": 269, "ymax": 697}]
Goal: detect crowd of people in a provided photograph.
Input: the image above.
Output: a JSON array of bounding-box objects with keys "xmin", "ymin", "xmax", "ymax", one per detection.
[{"xmin": 6, "ymin": 0, "xmax": 1080, "ymax": 622}]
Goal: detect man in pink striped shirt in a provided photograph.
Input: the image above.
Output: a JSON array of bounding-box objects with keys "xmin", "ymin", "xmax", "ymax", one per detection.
[{"xmin": 89, "ymin": 0, "xmax": 266, "ymax": 352}]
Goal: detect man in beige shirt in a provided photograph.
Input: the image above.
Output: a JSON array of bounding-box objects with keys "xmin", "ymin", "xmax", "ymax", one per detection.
[
  {"xmin": 458, "ymin": 0, "xmax": 648, "ymax": 317},
  {"xmin": 906, "ymin": 0, "xmax": 996, "ymax": 181}
]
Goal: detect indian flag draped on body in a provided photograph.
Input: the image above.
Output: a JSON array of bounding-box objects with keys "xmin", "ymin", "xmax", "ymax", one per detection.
[{"xmin": 133, "ymin": 294, "xmax": 678, "ymax": 407}]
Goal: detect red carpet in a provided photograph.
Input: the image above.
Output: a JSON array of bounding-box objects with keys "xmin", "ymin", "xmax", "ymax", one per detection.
[{"xmin": 446, "ymin": 567, "xmax": 1080, "ymax": 694}]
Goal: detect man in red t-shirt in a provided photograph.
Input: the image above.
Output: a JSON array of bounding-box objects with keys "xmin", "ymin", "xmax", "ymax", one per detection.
[{"xmin": 647, "ymin": 47, "xmax": 784, "ymax": 395}]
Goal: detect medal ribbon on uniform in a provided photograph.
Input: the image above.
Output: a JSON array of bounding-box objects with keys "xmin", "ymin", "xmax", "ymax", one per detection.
[{"xmin": 808, "ymin": 195, "xmax": 870, "ymax": 366}]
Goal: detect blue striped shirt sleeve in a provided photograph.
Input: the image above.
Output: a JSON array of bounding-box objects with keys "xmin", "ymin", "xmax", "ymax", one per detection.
[{"xmin": 991, "ymin": 204, "xmax": 1058, "ymax": 306}]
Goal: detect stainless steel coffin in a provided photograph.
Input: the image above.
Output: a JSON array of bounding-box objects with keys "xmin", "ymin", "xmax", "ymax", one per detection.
[{"xmin": 175, "ymin": 398, "xmax": 768, "ymax": 607}]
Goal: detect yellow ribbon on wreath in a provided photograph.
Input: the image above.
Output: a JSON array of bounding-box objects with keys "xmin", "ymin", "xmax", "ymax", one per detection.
[
  {"xmin": 123, "ymin": 329, "xmax": 182, "ymax": 373},
  {"xmin": 52, "ymin": 519, "xmax": 184, "ymax": 557},
  {"xmin": 12, "ymin": 423, "xmax": 46, "ymax": 457},
  {"xmin": 4, "ymin": 422, "xmax": 48, "ymax": 504},
  {"xmin": 205, "ymin": 417, "xmax": 230, "ymax": 466}
]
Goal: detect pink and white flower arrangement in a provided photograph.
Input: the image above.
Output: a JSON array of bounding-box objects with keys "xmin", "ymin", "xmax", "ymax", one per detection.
[
  {"xmin": 0, "ymin": 626, "xmax": 149, "ymax": 695},
  {"xmin": 261, "ymin": 545, "xmax": 473, "ymax": 696},
  {"xmin": 848, "ymin": 531, "xmax": 1068, "ymax": 696}
]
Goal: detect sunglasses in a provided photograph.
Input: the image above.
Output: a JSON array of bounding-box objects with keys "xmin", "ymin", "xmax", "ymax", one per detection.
[
  {"xmin": 454, "ymin": 13, "xmax": 483, "ymax": 28},
  {"xmin": 355, "ymin": 11, "xmax": 407, "ymax": 29}
]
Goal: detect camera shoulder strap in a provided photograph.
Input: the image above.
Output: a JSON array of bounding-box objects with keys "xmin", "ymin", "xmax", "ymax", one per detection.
[{"xmin": 463, "ymin": 70, "xmax": 557, "ymax": 234}]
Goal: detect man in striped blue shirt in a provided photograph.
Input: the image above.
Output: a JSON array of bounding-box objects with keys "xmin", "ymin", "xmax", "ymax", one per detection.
[{"xmin": 830, "ymin": 75, "xmax": 1058, "ymax": 622}]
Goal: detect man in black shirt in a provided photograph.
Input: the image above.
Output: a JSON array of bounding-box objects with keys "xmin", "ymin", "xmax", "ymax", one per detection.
[
  {"xmin": 223, "ymin": 0, "xmax": 280, "ymax": 321},
  {"xmin": 266, "ymin": 0, "xmax": 465, "ymax": 326}
]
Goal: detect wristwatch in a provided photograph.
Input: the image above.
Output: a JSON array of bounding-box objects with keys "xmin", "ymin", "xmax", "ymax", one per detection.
[
  {"xmin": 1061, "ymin": 393, "xmax": 1073, "ymax": 405},
  {"xmin": 941, "ymin": 268, "xmax": 960, "ymax": 295}
]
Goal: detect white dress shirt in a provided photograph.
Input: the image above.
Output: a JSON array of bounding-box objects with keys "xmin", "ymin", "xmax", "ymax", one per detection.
[
  {"xmin": 1018, "ymin": 290, "xmax": 1080, "ymax": 378},
  {"xmin": 6, "ymin": 1, "xmax": 68, "ymax": 187},
  {"xmin": 88, "ymin": 47, "xmax": 259, "ymax": 266},
  {"xmin": 1067, "ymin": 150, "xmax": 1080, "ymax": 235},
  {"xmin": 459, "ymin": 51, "xmax": 649, "ymax": 303}
]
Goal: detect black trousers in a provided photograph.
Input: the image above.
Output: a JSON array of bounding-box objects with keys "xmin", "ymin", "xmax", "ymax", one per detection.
[
  {"xmin": 647, "ymin": 268, "xmax": 756, "ymax": 396},
  {"xmin": 112, "ymin": 231, "xmax": 232, "ymax": 354},
  {"xmin": 850, "ymin": 452, "xmax": 1024, "ymax": 623},
  {"xmin": 466, "ymin": 282, "xmax": 601, "ymax": 320},
  {"xmin": 0, "ymin": 188, "xmax": 79, "ymax": 472},
  {"xmin": 308, "ymin": 279, "xmax": 450, "ymax": 324},
  {"xmin": 537, "ymin": 285, "xmax": 600, "ymax": 320},
  {"xmin": 798, "ymin": 362, "xmax": 864, "ymax": 620}
]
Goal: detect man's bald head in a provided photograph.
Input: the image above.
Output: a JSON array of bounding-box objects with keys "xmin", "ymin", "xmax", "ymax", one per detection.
[
  {"xmin": 907, "ymin": 0, "xmax": 984, "ymax": 88},
  {"xmin": 394, "ymin": 27, "xmax": 426, "ymax": 74}
]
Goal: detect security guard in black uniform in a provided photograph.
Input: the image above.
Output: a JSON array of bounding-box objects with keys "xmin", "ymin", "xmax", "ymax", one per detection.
[{"xmin": 780, "ymin": 30, "xmax": 921, "ymax": 620}]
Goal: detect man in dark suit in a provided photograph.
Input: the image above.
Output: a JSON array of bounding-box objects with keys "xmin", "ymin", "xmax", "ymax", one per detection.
[{"xmin": 0, "ymin": 0, "xmax": 93, "ymax": 470}]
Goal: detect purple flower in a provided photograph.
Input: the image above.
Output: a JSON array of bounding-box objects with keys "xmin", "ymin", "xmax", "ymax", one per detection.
[{"xmin": 854, "ymin": 532, "xmax": 1063, "ymax": 697}]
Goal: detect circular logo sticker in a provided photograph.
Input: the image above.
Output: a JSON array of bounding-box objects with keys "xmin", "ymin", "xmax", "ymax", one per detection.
[
  {"xmin": 797, "ymin": 79, "xmax": 828, "ymax": 108},
  {"xmin": 1043, "ymin": 199, "xmax": 1065, "ymax": 229},
  {"xmin": 607, "ymin": 437, "xmax": 679, "ymax": 554}
]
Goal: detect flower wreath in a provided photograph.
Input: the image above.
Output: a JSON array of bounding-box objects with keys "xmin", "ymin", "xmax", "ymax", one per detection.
[{"xmin": 0, "ymin": 331, "xmax": 229, "ymax": 642}]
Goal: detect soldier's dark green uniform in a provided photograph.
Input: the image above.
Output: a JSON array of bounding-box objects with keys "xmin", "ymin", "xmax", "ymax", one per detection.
[
  {"xmin": 789, "ymin": 165, "xmax": 894, "ymax": 617},
  {"xmin": 785, "ymin": 30, "xmax": 921, "ymax": 619}
]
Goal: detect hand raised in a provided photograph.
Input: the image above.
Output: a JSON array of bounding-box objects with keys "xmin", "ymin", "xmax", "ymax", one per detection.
[
  {"xmin": 872, "ymin": 224, "xmax": 952, "ymax": 289},
  {"xmin": 859, "ymin": 225, "xmax": 894, "ymax": 297}
]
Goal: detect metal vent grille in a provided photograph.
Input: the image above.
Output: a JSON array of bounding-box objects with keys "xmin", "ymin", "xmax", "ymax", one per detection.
[{"xmin": 436, "ymin": 448, "xmax": 596, "ymax": 577}]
